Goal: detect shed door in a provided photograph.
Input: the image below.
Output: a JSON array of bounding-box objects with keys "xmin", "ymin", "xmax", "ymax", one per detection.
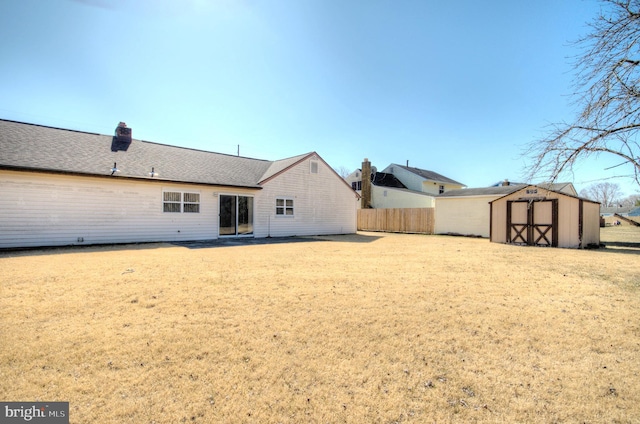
[{"xmin": 507, "ymin": 199, "xmax": 558, "ymax": 247}]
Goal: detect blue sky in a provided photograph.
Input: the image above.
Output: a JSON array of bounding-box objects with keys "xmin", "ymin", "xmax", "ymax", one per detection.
[{"xmin": 1, "ymin": 0, "xmax": 638, "ymax": 196}]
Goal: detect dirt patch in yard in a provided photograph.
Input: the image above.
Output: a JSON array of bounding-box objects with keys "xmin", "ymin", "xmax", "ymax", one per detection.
[{"xmin": 1, "ymin": 228, "xmax": 639, "ymax": 423}]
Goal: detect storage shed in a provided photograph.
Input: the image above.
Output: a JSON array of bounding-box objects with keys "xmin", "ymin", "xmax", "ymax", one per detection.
[
  {"xmin": 489, "ymin": 185, "xmax": 600, "ymax": 248},
  {"xmin": 435, "ymin": 182, "xmax": 577, "ymax": 238}
]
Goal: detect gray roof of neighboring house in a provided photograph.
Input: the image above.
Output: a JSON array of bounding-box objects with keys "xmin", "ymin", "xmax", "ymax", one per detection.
[
  {"xmin": 437, "ymin": 185, "xmax": 526, "ymax": 198},
  {"xmin": 372, "ymin": 172, "xmax": 406, "ymax": 188},
  {"xmin": 0, "ymin": 119, "xmax": 311, "ymax": 188},
  {"xmin": 437, "ymin": 182, "xmax": 575, "ymax": 198},
  {"xmin": 393, "ymin": 164, "xmax": 464, "ymax": 186},
  {"xmin": 600, "ymin": 206, "xmax": 635, "ymax": 215}
]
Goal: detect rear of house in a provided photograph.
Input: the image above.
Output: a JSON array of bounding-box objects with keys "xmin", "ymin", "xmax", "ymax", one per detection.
[
  {"xmin": 255, "ymin": 153, "xmax": 358, "ymax": 237},
  {"xmin": 0, "ymin": 119, "xmax": 358, "ymax": 249}
]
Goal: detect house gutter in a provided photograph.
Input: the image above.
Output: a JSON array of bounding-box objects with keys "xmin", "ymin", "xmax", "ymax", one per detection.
[{"xmin": 0, "ymin": 166, "xmax": 264, "ymax": 190}]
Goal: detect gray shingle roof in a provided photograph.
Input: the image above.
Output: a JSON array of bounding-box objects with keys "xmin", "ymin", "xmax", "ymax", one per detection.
[
  {"xmin": 437, "ymin": 185, "xmax": 526, "ymax": 197},
  {"xmin": 395, "ymin": 164, "xmax": 464, "ymax": 186},
  {"xmin": 372, "ymin": 172, "xmax": 406, "ymax": 188},
  {"xmin": 0, "ymin": 119, "xmax": 307, "ymax": 188},
  {"xmin": 438, "ymin": 182, "xmax": 575, "ymax": 198}
]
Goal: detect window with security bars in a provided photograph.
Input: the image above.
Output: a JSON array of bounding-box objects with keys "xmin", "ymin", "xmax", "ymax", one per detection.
[
  {"xmin": 183, "ymin": 192, "xmax": 200, "ymax": 213},
  {"xmin": 276, "ymin": 198, "xmax": 294, "ymax": 216},
  {"xmin": 163, "ymin": 191, "xmax": 200, "ymax": 213}
]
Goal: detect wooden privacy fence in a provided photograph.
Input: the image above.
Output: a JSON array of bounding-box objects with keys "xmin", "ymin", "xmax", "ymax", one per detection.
[{"xmin": 357, "ymin": 208, "xmax": 435, "ymax": 234}]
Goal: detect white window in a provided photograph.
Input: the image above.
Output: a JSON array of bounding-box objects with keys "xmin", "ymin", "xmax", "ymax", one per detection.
[
  {"xmin": 276, "ymin": 198, "xmax": 294, "ymax": 216},
  {"xmin": 183, "ymin": 192, "xmax": 200, "ymax": 213},
  {"xmin": 310, "ymin": 161, "xmax": 319, "ymax": 174},
  {"xmin": 439, "ymin": 185, "xmax": 445, "ymax": 194},
  {"xmin": 163, "ymin": 191, "xmax": 200, "ymax": 213}
]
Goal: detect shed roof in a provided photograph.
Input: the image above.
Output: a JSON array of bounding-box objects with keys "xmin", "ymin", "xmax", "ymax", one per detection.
[
  {"xmin": 488, "ymin": 184, "xmax": 599, "ymax": 204},
  {"xmin": 438, "ymin": 183, "xmax": 576, "ymax": 198},
  {"xmin": 437, "ymin": 185, "xmax": 526, "ymax": 198},
  {"xmin": 0, "ymin": 119, "xmax": 309, "ymax": 189}
]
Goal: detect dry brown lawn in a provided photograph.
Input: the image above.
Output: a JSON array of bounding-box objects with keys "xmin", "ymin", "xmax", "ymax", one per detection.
[{"xmin": 1, "ymin": 227, "xmax": 639, "ymax": 423}]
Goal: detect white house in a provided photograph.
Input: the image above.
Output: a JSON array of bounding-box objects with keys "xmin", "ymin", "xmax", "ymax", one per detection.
[
  {"xmin": 0, "ymin": 119, "xmax": 358, "ymax": 249},
  {"xmin": 379, "ymin": 163, "xmax": 465, "ymax": 196},
  {"xmin": 435, "ymin": 182, "xmax": 579, "ymax": 238},
  {"xmin": 346, "ymin": 159, "xmax": 464, "ymax": 209}
]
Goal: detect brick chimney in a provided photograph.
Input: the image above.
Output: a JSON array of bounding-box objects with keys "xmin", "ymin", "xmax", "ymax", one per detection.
[
  {"xmin": 361, "ymin": 158, "xmax": 372, "ymax": 208},
  {"xmin": 111, "ymin": 122, "xmax": 133, "ymax": 152},
  {"xmin": 115, "ymin": 122, "xmax": 132, "ymax": 144}
]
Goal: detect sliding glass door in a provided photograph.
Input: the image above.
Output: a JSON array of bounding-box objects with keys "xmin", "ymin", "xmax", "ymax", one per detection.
[{"xmin": 219, "ymin": 195, "xmax": 253, "ymax": 236}]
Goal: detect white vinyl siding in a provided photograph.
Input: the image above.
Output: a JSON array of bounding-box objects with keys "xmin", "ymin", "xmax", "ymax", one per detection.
[
  {"xmin": 0, "ymin": 170, "xmax": 222, "ymax": 248},
  {"xmin": 435, "ymin": 195, "xmax": 497, "ymax": 237},
  {"xmin": 0, "ymin": 157, "xmax": 357, "ymax": 248},
  {"xmin": 254, "ymin": 156, "xmax": 357, "ymax": 237},
  {"xmin": 371, "ymin": 185, "xmax": 434, "ymax": 208}
]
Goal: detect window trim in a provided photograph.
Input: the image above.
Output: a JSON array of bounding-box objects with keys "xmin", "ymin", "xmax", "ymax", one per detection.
[
  {"xmin": 276, "ymin": 197, "xmax": 294, "ymax": 217},
  {"xmin": 163, "ymin": 190, "xmax": 201, "ymax": 213}
]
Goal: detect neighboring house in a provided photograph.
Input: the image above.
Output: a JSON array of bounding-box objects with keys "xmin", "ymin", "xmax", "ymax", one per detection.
[
  {"xmin": 379, "ymin": 163, "xmax": 465, "ymax": 196},
  {"xmin": 436, "ymin": 182, "xmax": 578, "ymax": 238},
  {"xmin": 489, "ymin": 184, "xmax": 600, "ymax": 249},
  {"xmin": 0, "ymin": 119, "xmax": 358, "ymax": 249},
  {"xmin": 346, "ymin": 159, "xmax": 465, "ymax": 209},
  {"xmin": 600, "ymin": 205, "xmax": 640, "ymax": 226},
  {"xmin": 600, "ymin": 205, "xmax": 634, "ymax": 217}
]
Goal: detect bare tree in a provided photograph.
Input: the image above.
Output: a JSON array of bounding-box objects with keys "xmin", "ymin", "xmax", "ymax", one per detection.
[
  {"xmin": 526, "ymin": 0, "xmax": 640, "ymax": 188},
  {"xmin": 620, "ymin": 193, "xmax": 640, "ymax": 206},
  {"xmin": 579, "ymin": 182, "xmax": 624, "ymax": 206},
  {"xmin": 334, "ymin": 166, "xmax": 353, "ymax": 179}
]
